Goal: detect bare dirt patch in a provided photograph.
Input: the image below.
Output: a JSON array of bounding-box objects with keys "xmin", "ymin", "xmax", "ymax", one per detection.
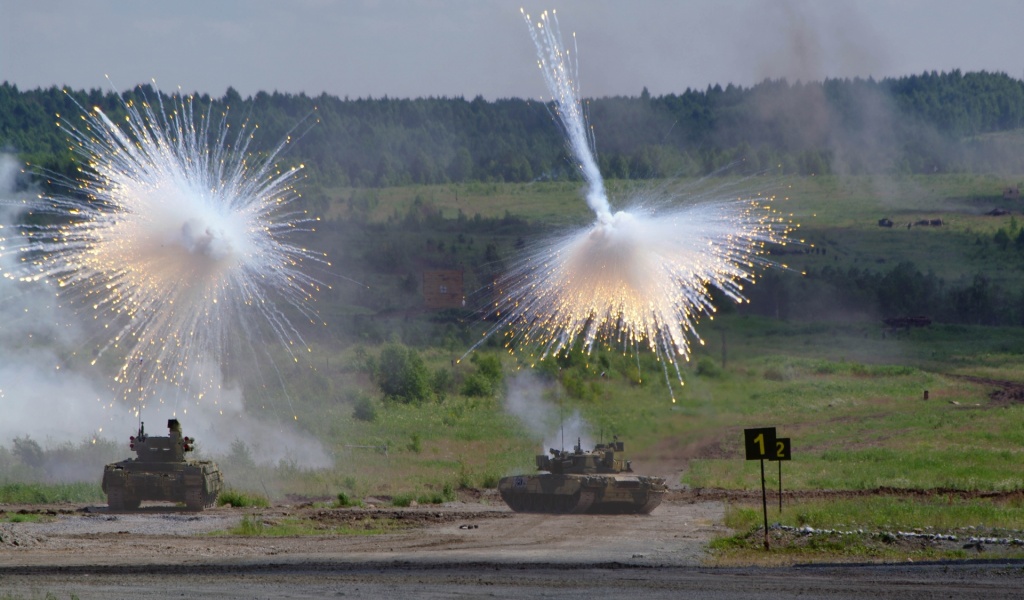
[
  {"xmin": 2, "ymin": 491, "xmax": 1023, "ymax": 598},
  {"xmin": 950, "ymin": 374, "xmax": 1024, "ymax": 407},
  {"xmin": 0, "ymin": 491, "xmax": 725, "ymax": 570}
]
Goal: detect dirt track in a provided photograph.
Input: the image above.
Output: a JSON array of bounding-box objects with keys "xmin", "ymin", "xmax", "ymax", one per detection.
[{"xmin": 2, "ymin": 493, "xmax": 1023, "ymax": 599}]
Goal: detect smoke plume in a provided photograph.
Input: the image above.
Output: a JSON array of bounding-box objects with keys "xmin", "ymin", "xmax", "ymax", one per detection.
[{"xmin": 504, "ymin": 371, "xmax": 594, "ymax": 453}]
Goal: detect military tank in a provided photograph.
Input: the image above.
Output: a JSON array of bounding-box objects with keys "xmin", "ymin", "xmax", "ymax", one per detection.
[
  {"xmin": 102, "ymin": 419, "xmax": 223, "ymax": 511},
  {"xmin": 498, "ymin": 439, "xmax": 667, "ymax": 514}
]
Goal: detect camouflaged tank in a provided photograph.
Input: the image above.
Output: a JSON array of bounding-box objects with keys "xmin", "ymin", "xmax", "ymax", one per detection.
[
  {"xmin": 102, "ymin": 419, "xmax": 223, "ymax": 510},
  {"xmin": 498, "ymin": 439, "xmax": 666, "ymax": 514}
]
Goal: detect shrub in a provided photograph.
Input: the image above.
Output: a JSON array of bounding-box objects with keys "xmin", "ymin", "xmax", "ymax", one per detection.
[
  {"xmin": 460, "ymin": 372, "xmax": 493, "ymax": 397},
  {"xmin": 217, "ymin": 489, "xmax": 270, "ymax": 508},
  {"xmin": 352, "ymin": 394, "xmax": 377, "ymax": 422},
  {"xmin": 479, "ymin": 472, "xmax": 500, "ymax": 489},
  {"xmin": 334, "ymin": 492, "xmax": 362, "ymax": 508},
  {"xmin": 696, "ymin": 357, "xmax": 722, "ymax": 378},
  {"xmin": 375, "ymin": 343, "xmax": 432, "ymax": 403},
  {"xmin": 431, "ymin": 366, "xmax": 454, "ymax": 396},
  {"xmin": 12, "ymin": 437, "xmax": 44, "ymax": 468},
  {"xmin": 407, "ymin": 433, "xmax": 422, "ymax": 454},
  {"xmin": 226, "ymin": 439, "xmax": 256, "ymax": 469},
  {"xmin": 471, "ymin": 353, "xmax": 503, "ymax": 383}
]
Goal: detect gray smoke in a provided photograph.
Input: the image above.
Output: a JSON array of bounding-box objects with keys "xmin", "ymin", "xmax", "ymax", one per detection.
[{"xmin": 503, "ymin": 371, "xmax": 594, "ymax": 453}]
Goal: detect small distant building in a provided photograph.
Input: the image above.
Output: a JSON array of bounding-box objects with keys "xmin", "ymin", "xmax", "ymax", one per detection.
[
  {"xmin": 878, "ymin": 218, "xmax": 894, "ymax": 228},
  {"xmin": 423, "ymin": 269, "xmax": 465, "ymax": 310},
  {"xmin": 1004, "ymin": 186, "xmax": 1020, "ymax": 201}
]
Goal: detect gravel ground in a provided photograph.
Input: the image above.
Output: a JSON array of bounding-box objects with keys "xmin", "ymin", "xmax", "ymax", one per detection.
[{"xmin": 2, "ymin": 497, "xmax": 1023, "ymax": 599}]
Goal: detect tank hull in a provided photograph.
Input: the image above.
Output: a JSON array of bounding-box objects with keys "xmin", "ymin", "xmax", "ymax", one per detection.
[
  {"xmin": 498, "ymin": 473, "xmax": 666, "ymax": 514},
  {"xmin": 102, "ymin": 458, "xmax": 223, "ymax": 510}
]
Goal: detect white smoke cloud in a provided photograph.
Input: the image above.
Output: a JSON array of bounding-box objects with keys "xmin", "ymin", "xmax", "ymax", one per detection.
[
  {"xmin": 0, "ymin": 154, "xmax": 19, "ymax": 191},
  {"xmin": 163, "ymin": 381, "xmax": 332, "ymax": 468},
  {"xmin": 0, "ymin": 154, "xmax": 125, "ymax": 452},
  {"xmin": 503, "ymin": 371, "xmax": 594, "ymax": 454},
  {"xmin": 0, "ymin": 153, "xmax": 331, "ymax": 473}
]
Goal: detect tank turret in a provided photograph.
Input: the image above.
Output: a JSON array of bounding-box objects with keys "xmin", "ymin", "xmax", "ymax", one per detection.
[
  {"xmin": 498, "ymin": 438, "xmax": 666, "ymax": 514},
  {"xmin": 102, "ymin": 419, "xmax": 223, "ymax": 511}
]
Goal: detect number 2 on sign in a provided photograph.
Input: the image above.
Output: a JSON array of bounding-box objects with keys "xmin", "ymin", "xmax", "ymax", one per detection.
[{"xmin": 776, "ymin": 441, "xmax": 785, "ymax": 458}]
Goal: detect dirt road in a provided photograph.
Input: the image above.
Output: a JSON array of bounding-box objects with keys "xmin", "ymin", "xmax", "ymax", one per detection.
[{"xmin": 1, "ymin": 495, "xmax": 1022, "ymax": 599}]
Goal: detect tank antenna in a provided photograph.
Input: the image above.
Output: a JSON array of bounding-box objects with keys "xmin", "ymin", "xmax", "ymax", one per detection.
[
  {"xmin": 136, "ymin": 358, "xmax": 144, "ymax": 432},
  {"xmin": 559, "ymin": 390, "xmax": 565, "ymax": 453}
]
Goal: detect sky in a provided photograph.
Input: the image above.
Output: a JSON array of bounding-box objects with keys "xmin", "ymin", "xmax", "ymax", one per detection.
[{"xmin": 1, "ymin": 0, "xmax": 1022, "ymax": 101}]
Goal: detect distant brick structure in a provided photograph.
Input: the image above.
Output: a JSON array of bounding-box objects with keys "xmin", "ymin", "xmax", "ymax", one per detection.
[{"xmin": 423, "ymin": 270, "xmax": 465, "ymax": 309}]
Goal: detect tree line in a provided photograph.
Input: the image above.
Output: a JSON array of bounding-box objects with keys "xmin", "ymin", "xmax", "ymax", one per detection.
[{"xmin": 2, "ymin": 69, "xmax": 1023, "ymax": 189}]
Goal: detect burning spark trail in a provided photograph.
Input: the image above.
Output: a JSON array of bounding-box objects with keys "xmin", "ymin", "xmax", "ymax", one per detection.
[
  {"xmin": 475, "ymin": 10, "xmax": 797, "ymax": 399},
  {"xmin": 1, "ymin": 84, "xmax": 328, "ymax": 415},
  {"xmin": 523, "ymin": 8, "xmax": 608, "ymax": 219}
]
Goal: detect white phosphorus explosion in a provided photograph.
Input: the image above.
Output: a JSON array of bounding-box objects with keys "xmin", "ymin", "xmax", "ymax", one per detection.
[
  {"xmin": 474, "ymin": 10, "xmax": 800, "ymax": 400},
  {"xmin": 0, "ymin": 84, "xmax": 328, "ymax": 417}
]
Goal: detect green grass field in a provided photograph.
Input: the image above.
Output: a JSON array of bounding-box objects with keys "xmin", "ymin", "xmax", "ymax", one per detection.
[
  {"xmin": 7, "ymin": 173, "xmax": 1024, "ymax": 562},
  {"xmin": 313, "ymin": 174, "xmax": 1024, "ymax": 561}
]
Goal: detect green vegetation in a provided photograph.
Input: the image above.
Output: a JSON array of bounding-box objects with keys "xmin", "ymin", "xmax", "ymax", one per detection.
[
  {"xmin": 0, "ymin": 513, "xmax": 45, "ymax": 524},
  {"xmin": 4, "ymin": 71, "xmax": 1024, "ymax": 192},
  {"xmin": 710, "ymin": 497, "xmax": 1024, "ymax": 563},
  {"xmin": 216, "ymin": 489, "xmax": 270, "ymax": 508},
  {"xmin": 391, "ymin": 482, "xmax": 457, "ymax": 507},
  {"xmin": 0, "ymin": 482, "xmax": 103, "ymax": 504},
  {"xmin": 774, "ymin": 496, "xmax": 1024, "ymax": 532},
  {"xmin": 231, "ymin": 514, "xmax": 266, "ymax": 536},
  {"xmin": 4, "ymin": 73, "xmax": 1024, "ymax": 563},
  {"xmin": 333, "ymin": 492, "xmax": 362, "ymax": 508}
]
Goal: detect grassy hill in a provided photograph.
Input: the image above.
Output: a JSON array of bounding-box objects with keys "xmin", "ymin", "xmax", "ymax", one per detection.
[
  {"xmin": 6, "ymin": 174, "xmax": 1024, "ymax": 559},
  {"xmin": 196, "ymin": 173, "xmax": 1024, "ymax": 500}
]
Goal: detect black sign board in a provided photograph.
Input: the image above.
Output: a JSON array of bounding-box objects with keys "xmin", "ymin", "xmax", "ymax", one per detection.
[
  {"xmin": 744, "ymin": 427, "xmax": 777, "ymax": 460},
  {"xmin": 769, "ymin": 437, "xmax": 791, "ymax": 461}
]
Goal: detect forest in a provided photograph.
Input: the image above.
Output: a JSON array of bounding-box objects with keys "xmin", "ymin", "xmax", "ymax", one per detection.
[
  {"xmin": 2, "ymin": 69, "xmax": 1024, "ymax": 191},
  {"xmin": 3, "ymin": 70, "xmax": 1024, "ymax": 342}
]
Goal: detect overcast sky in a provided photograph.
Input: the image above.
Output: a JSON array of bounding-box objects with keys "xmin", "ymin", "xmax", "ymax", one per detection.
[{"xmin": 2, "ymin": 0, "xmax": 1022, "ymax": 101}]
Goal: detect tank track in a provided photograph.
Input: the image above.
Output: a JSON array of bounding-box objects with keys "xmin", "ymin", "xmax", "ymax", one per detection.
[
  {"xmin": 106, "ymin": 486, "xmax": 142, "ymax": 511},
  {"xmin": 501, "ymin": 489, "xmax": 596, "ymax": 514}
]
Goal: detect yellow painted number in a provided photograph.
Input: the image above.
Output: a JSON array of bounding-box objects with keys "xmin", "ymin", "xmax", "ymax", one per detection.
[
  {"xmin": 753, "ymin": 433, "xmax": 765, "ymax": 456},
  {"xmin": 776, "ymin": 441, "xmax": 785, "ymax": 458}
]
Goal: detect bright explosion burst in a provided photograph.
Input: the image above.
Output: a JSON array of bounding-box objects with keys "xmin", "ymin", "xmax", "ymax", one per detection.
[
  {"xmin": 473, "ymin": 10, "xmax": 799, "ymax": 399},
  {"xmin": 1, "ymin": 85, "xmax": 327, "ymax": 415}
]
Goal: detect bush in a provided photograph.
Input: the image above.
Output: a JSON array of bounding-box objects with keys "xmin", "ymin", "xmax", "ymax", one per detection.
[
  {"xmin": 431, "ymin": 366, "xmax": 454, "ymax": 397},
  {"xmin": 334, "ymin": 492, "xmax": 362, "ymax": 508},
  {"xmin": 471, "ymin": 353, "xmax": 503, "ymax": 383},
  {"xmin": 217, "ymin": 489, "xmax": 270, "ymax": 508},
  {"xmin": 696, "ymin": 357, "xmax": 722, "ymax": 378},
  {"xmin": 352, "ymin": 394, "xmax": 377, "ymax": 422},
  {"xmin": 12, "ymin": 437, "xmax": 44, "ymax": 468},
  {"xmin": 225, "ymin": 439, "xmax": 256, "ymax": 469},
  {"xmin": 460, "ymin": 372, "xmax": 493, "ymax": 397},
  {"xmin": 375, "ymin": 343, "xmax": 432, "ymax": 403}
]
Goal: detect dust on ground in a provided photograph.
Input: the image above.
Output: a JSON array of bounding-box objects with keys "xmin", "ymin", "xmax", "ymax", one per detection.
[{"xmin": 0, "ymin": 490, "xmax": 725, "ymax": 569}]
